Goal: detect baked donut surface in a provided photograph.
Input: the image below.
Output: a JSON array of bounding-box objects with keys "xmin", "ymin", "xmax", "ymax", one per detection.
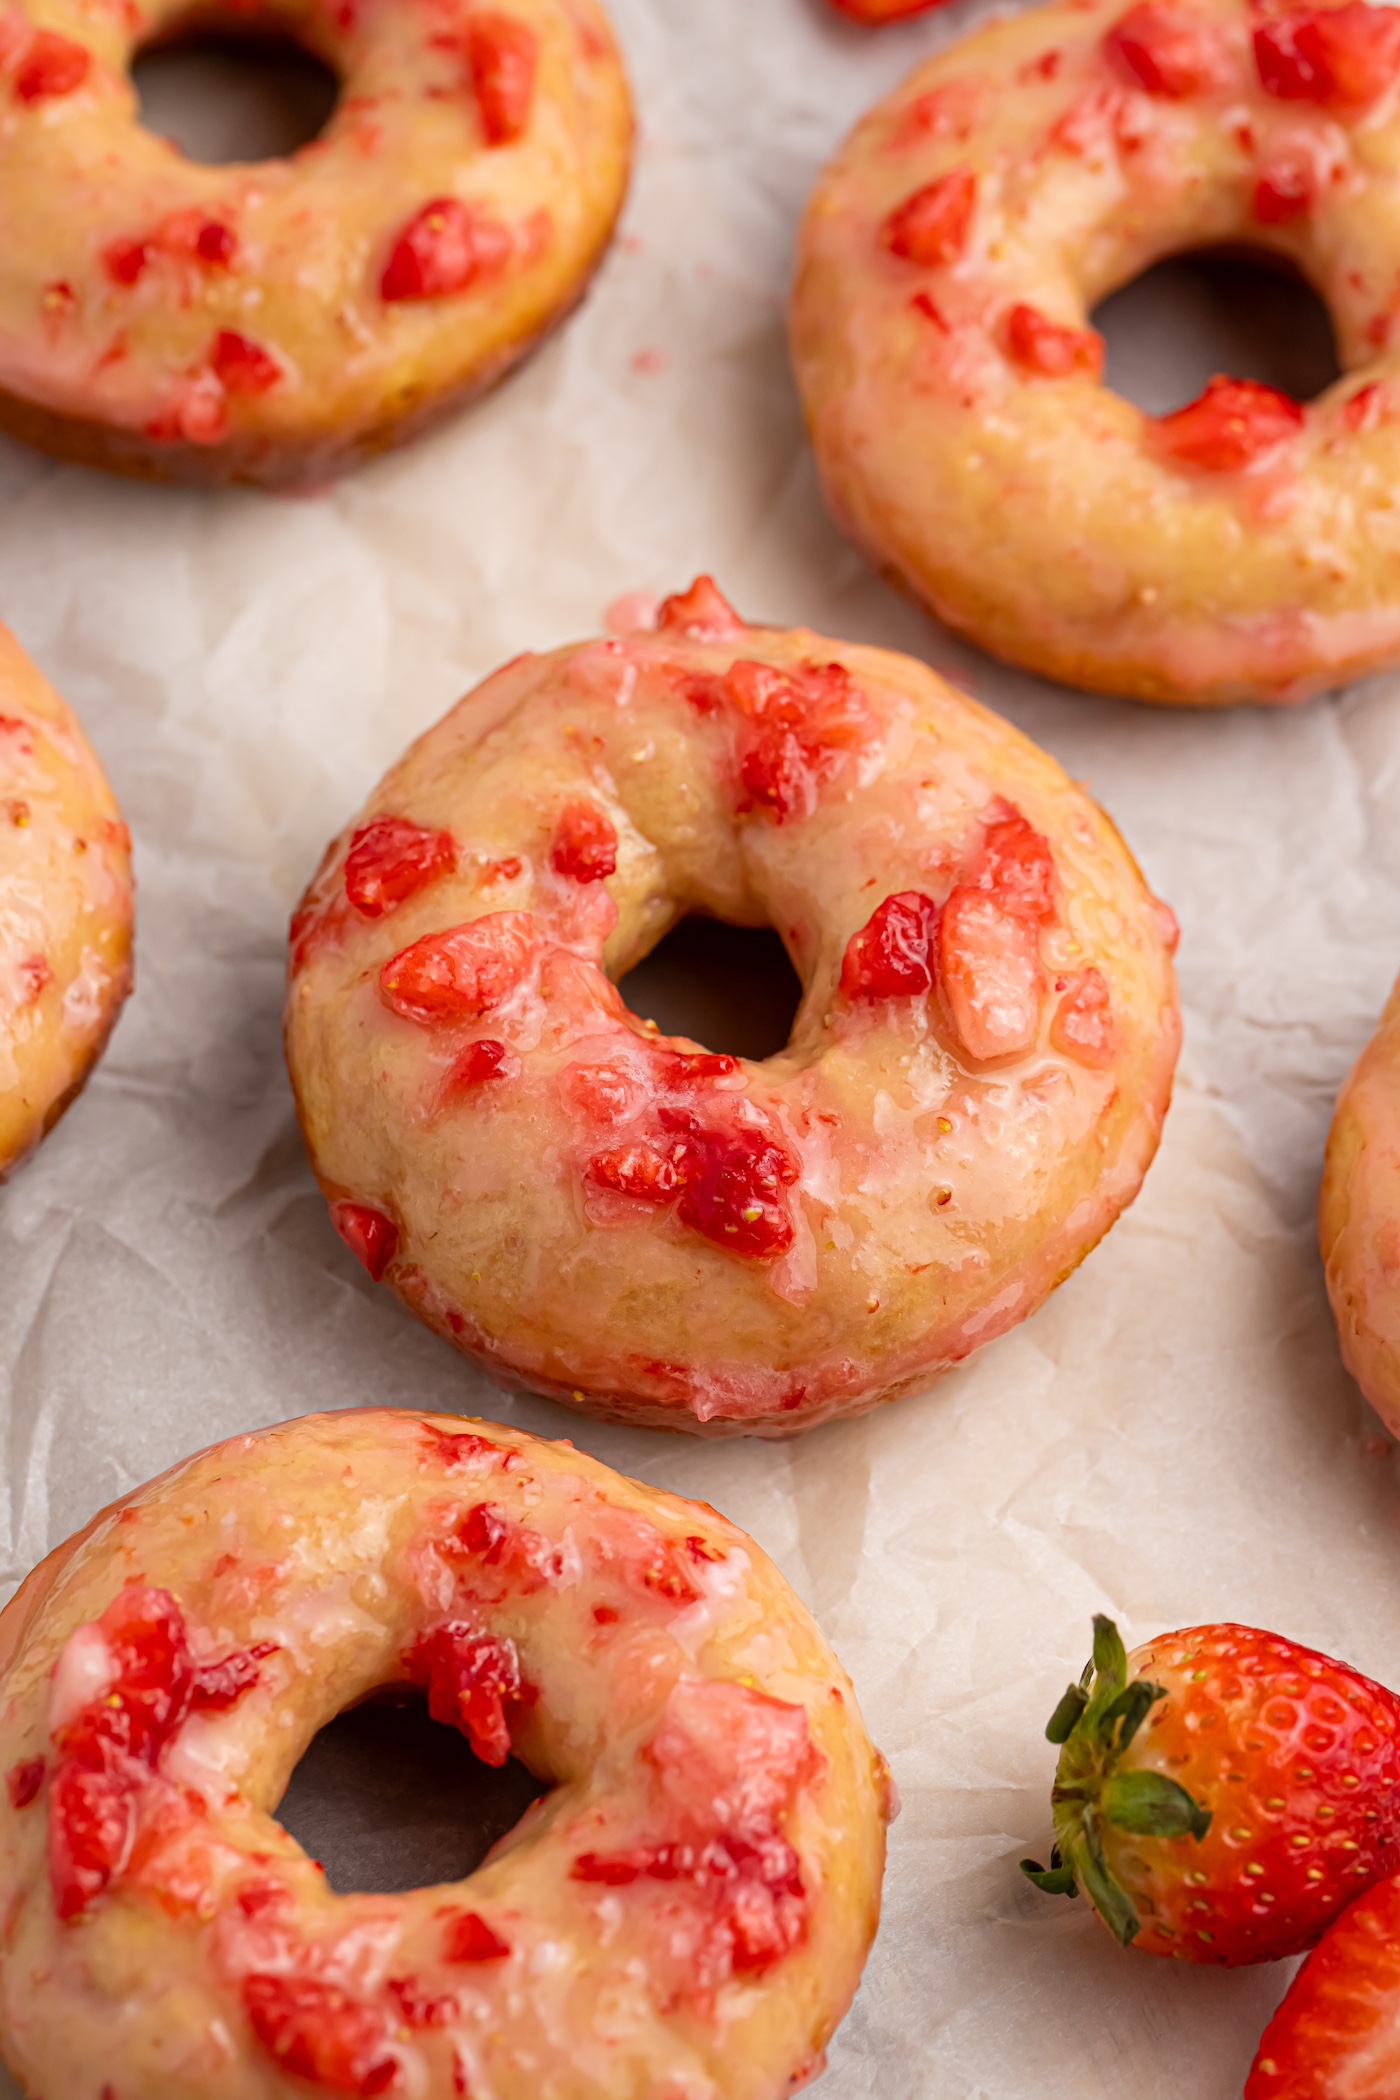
[
  {"xmin": 792, "ymin": 0, "xmax": 1400, "ymax": 705},
  {"xmin": 0, "ymin": 1406, "xmax": 891, "ymax": 2100},
  {"xmin": 0, "ymin": 623, "xmax": 132, "ymax": 1177},
  {"xmin": 285, "ymin": 579, "xmax": 1181, "ymax": 1437},
  {"xmin": 0, "ymin": 0, "xmax": 630, "ymax": 486},
  {"xmin": 1320, "ymin": 971, "xmax": 1400, "ymax": 1432}
]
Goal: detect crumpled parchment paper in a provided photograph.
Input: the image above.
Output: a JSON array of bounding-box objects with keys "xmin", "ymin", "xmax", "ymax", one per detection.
[{"xmin": 2, "ymin": 2, "xmax": 1398, "ymax": 2093}]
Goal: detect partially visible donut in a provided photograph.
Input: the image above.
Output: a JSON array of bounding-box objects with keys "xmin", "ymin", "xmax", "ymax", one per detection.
[
  {"xmin": 285, "ymin": 577, "xmax": 1180, "ymax": 1437},
  {"xmin": 1320, "ymin": 972, "xmax": 1400, "ymax": 1432},
  {"xmin": 0, "ymin": 1407, "xmax": 891, "ymax": 2100},
  {"xmin": 0, "ymin": 624, "xmax": 132, "ymax": 1178},
  {"xmin": 792, "ymin": 0, "xmax": 1400, "ymax": 704},
  {"xmin": 0, "ymin": 0, "xmax": 631, "ymax": 485}
]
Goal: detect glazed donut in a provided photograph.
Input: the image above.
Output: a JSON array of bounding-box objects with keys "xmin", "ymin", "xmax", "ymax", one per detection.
[
  {"xmin": 1319, "ymin": 970, "xmax": 1400, "ymax": 1433},
  {"xmin": 0, "ymin": 623, "xmax": 132, "ymax": 1178},
  {"xmin": 0, "ymin": 0, "xmax": 630, "ymax": 485},
  {"xmin": 792, "ymin": 0, "xmax": 1400, "ymax": 706},
  {"xmin": 284, "ymin": 577, "xmax": 1180, "ymax": 1437},
  {"xmin": 0, "ymin": 1407, "xmax": 890, "ymax": 2100}
]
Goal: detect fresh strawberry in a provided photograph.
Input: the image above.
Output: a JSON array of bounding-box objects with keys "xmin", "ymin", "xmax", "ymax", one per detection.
[{"xmin": 1021, "ymin": 1618, "xmax": 1400, "ymax": 1964}]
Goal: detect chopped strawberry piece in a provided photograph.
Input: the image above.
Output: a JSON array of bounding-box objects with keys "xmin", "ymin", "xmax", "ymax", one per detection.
[
  {"xmin": 387, "ymin": 1976, "xmax": 456, "ymax": 2028},
  {"xmin": 403, "ymin": 1625, "xmax": 523, "ymax": 1765},
  {"xmin": 1255, "ymin": 1, "xmax": 1400, "ymax": 106},
  {"xmin": 882, "ymin": 170, "xmax": 977, "ymax": 267},
  {"xmin": 938, "ymin": 887, "xmax": 1042, "ymax": 1061},
  {"xmin": 975, "ymin": 809, "xmax": 1057, "ymax": 921},
  {"xmin": 14, "ymin": 30, "xmax": 89, "ymax": 103},
  {"xmin": 380, "ymin": 912, "xmax": 538, "ymax": 1024},
  {"xmin": 572, "ymin": 1833, "xmax": 807, "ymax": 1974},
  {"xmin": 1253, "ymin": 157, "xmax": 1315, "ymax": 222},
  {"xmin": 655, "ymin": 575, "xmax": 746, "ymax": 639},
  {"xmin": 48, "ymin": 1762, "xmax": 135, "ymax": 1919},
  {"xmin": 330, "ymin": 1200, "xmax": 399, "ymax": 1280},
  {"xmin": 587, "ymin": 1143, "xmax": 680, "ymax": 1201},
  {"xmin": 442, "ymin": 1909, "xmax": 511, "ymax": 1962},
  {"xmin": 1104, "ymin": 4, "xmax": 1221, "ymax": 95},
  {"xmin": 467, "ymin": 12, "xmax": 536, "ymax": 144},
  {"xmin": 840, "ymin": 892, "xmax": 938, "ymax": 1000},
  {"xmin": 1051, "ymin": 967, "xmax": 1117, "ymax": 1066},
  {"xmin": 380, "ymin": 198, "xmax": 511, "ymax": 302},
  {"xmin": 6, "ymin": 1757, "xmax": 43, "ymax": 1808},
  {"xmin": 210, "ymin": 329, "xmax": 281, "ymax": 395},
  {"xmin": 672, "ymin": 1121, "xmax": 798, "ymax": 1260},
  {"xmin": 195, "ymin": 219, "xmax": 237, "ymax": 266},
  {"xmin": 243, "ymin": 1975, "xmax": 399, "ymax": 2095},
  {"xmin": 418, "ymin": 1425, "xmax": 501, "ymax": 1471},
  {"xmin": 828, "ymin": 0, "xmax": 944, "ymax": 17},
  {"xmin": 729, "ymin": 659, "xmax": 870, "ymax": 825},
  {"xmin": 102, "ymin": 237, "xmax": 149, "ymax": 286},
  {"xmin": 1004, "ymin": 303, "xmax": 1103, "ymax": 379},
  {"xmin": 55, "ymin": 1587, "xmax": 192, "ymax": 1770},
  {"xmin": 1150, "ymin": 374, "xmax": 1304, "ymax": 471},
  {"xmin": 344, "ymin": 816, "xmax": 455, "ymax": 918},
  {"xmin": 192, "ymin": 1642, "xmax": 278, "ymax": 1711},
  {"xmin": 1246, "ymin": 1875, "xmax": 1400, "ymax": 2095},
  {"xmin": 445, "ymin": 1038, "xmax": 512, "ymax": 1091},
  {"xmin": 551, "ymin": 803, "xmax": 617, "ymax": 882}
]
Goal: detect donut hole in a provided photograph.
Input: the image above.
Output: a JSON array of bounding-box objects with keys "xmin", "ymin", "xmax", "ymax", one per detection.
[
  {"xmin": 273, "ymin": 1691, "xmax": 549, "ymax": 1895},
  {"xmin": 131, "ymin": 27, "xmax": 338, "ymax": 165},
  {"xmin": 617, "ymin": 917, "xmax": 803, "ymax": 1063},
  {"xmin": 1092, "ymin": 251, "xmax": 1341, "ymax": 416}
]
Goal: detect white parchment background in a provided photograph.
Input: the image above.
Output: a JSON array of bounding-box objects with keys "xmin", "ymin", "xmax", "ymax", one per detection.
[{"xmin": 3, "ymin": 1, "xmax": 1399, "ymax": 2092}]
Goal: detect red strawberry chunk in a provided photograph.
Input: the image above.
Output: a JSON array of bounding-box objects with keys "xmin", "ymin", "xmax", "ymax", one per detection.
[
  {"xmin": 380, "ymin": 198, "xmax": 511, "ymax": 303},
  {"xmin": 728, "ymin": 658, "xmax": 869, "ymax": 825},
  {"xmin": 828, "ymin": 0, "xmax": 944, "ymax": 17},
  {"xmin": 442, "ymin": 1908, "xmax": 511, "ymax": 1962},
  {"xmin": 1151, "ymin": 374, "xmax": 1304, "ymax": 471},
  {"xmin": 103, "ymin": 237, "xmax": 149, "ymax": 286},
  {"xmin": 6, "ymin": 1757, "xmax": 43, "ymax": 1809},
  {"xmin": 1247, "ymin": 1873, "xmax": 1400, "ymax": 2096},
  {"xmin": 938, "ymin": 888, "xmax": 1042, "ymax": 1060},
  {"xmin": 379, "ymin": 912, "xmax": 538, "ymax": 1024},
  {"xmin": 444, "ymin": 1037, "xmax": 513, "ymax": 1091},
  {"xmin": 403, "ymin": 1625, "xmax": 524, "ymax": 1766},
  {"xmin": 192, "ymin": 1642, "xmax": 279, "ymax": 1712},
  {"xmin": 1255, "ymin": 2, "xmax": 1400, "ymax": 106},
  {"xmin": 1004, "ymin": 303, "xmax": 1104, "ymax": 379},
  {"xmin": 344, "ymin": 817, "xmax": 456, "ymax": 918},
  {"xmin": 551, "ymin": 803, "xmax": 617, "ymax": 882},
  {"xmin": 14, "ymin": 30, "xmax": 89, "ymax": 103},
  {"xmin": 48, "ymin": 1761, "xmax": 136, "ymax": 1919},
  {"xmin": 210, "ymin": 329, "xmax": 281, "ymax": 395},
  {"xmin": 882, "ymin": 170, "xmax": 977, "ymax": 266},
  {"xmin": 1051, "ymin": 967, "xmax": 1117, "ymax": 1066},
  {"xmin": 1253, "ymin": 156, "xmax": 1316, "ymax": 223},
  {"xmin": 243, "ymin": 1974, "xmax": 399, "ymax": 2095},
  {"xmin": 1104, "ymin": 3, "xmax": 1221, "ymax": 94},
  {"xmin": 655, "ymin": 575, "xmax": 746, "ymax": 639},
  {"xmin": 330, "ymin": 1200, "xmax": 399, "ymax": 1280},
  {"xmin": 672, "ymin": 1121, "xmax": 798, "ymax": 1259},
  {"xmin": 195, "ymin": 219, "xmax": 237, "ymax": 266},
  {"xmin": 840, "ymin": 892, "xmax": 938, "ymax": 1000},
  {"xmin": 467, "ymin": 12, "xmax": 536, "ymax": 144},
  {"xmin": 587, "ymin": 1142, "xmax": 681, "ymax": 1201},
  {"xmin": 975, "ymin": 809, "xmax": 1057, "ymax": 921}
]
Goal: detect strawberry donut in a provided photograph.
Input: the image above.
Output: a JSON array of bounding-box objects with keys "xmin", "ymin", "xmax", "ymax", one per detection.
[
  {"xmin": 285, "ymin": 578, "xmax": 1180, "ymax": 1437},
  {"xmin": 0, "ymin": 623, "xmax": 133, "ymax": 1178},
  {"xmin": 0, "ymin": 1407, "xmax": 891, "ymax": 2100},
  {"xmin": 0, "ymin": 0, "xmax": 630, "ymax": 485},
  {"xmin": 1319, "ymin": 970, "xmax": 1400, "ymax": 1433},
  {"xmin": 793, "ymin": 0, "xmax": 1400, "ymax": 705}
]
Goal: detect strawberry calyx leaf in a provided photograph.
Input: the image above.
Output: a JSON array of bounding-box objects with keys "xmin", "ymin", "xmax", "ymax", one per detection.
[{"xmin": 1021, "ymin": 1615, "xmax": 1212, "ymax": 1947}]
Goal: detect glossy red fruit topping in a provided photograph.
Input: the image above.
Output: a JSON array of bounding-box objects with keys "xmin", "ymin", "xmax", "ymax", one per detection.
[
  {"xmin": 1253, "ymin": 155, "xmax": 1316, "ymax": 223},
  {"xmin": 655, "ymin": 575, "xmax": 746, "ymax": 640},
  {"xmin": 938, "ymin": 889, "xmax": 1041, "ymax": 1061},
  {"xmin": 1151, "ymin": 374, "xmax": 1304, "ymax": 471},
  {"xmin": 444, "ymin": 1038, "xmax": 513, "ymax": 1092},
  {"xmin": 404, "ymin": 1625, "xmax": 524, "ymax": 1765},
  {"xmin": 380, "ymin": 198, "xmax": 511, "ymax": 303},
  {"xmin": 330, "ymin": 1200, "xmax": 399, "ymax": 1280},
  {"xmin": 14, "ymin": 29, "xmax": 89, "ymax": 102},
  {"xmin": 588, "ymin": 1142, "xmax": 681, "ymax": 1200},
  {"xmin": 345, "ymin": 817, "xmax": 456, "ymax": 918},
  {"xmin": 243, "ymin": 1974, "xmax": 399, "ymax": 2096},
  {"xmin": 442, "ymin": 1908, "xmax": 511, "ymax": 1962},
  {"xmin": 6, "ymin": 1757, "xmax": 43, "ymax": 1809},
  {"xmin": 828, "ymin": 0, "xmax": 946, "ymax": 18},
  {"xmin": 1025, "ymin": 1618, "xmax": 1400, "ymax": 1965},
  {"xmin": 1247, "ymin": 1873, "xmax": 1400, "ymax": 2097},
  {"xmin": 467, "ymin": 12, "xmax": 536, "ymax": 143},
  {"xmin": 551, "ymin": 803, "xmax": 618, "ymax": 883},
  {"xmin": 572, "ymin": 1832, "xmax": 807, "ymax": 1971},
  {"xmin": 1005, "ymin": 303, "xmax": 1104, "ymax": 379},
  {"xmin": 975, "ymin": 809, "xmax": 1057, "ymax": 922},
  {"xmin": 210, "ymin": 329, "xmax": 281, "ymax": 394},
  {"xmin": 1104, "ymin": 3, "xmax": 1222, "ymax": 95},
  {"xmin": 882, "ymin": 169, "xmax": 977, "ymax": 267},
  {"xmin": 195, "ymin": 219, "xmax": 237, "ymax": 266},
  {"xmin": 49, "ymin": 1762, "xmax": 136, "ymax": 1919},
  {"xmin": 417, "ymin": 1425, "xmax": 503, "ymax": 1472},
  {"xmin": 103, "ymin": 236, "xmax": 149, "ymax": 286},
  {"xmin": 1051, "ymin": 968, "xmax": 1117, "ymax": 1066},
  {"xmin": 672, "ymin": 1118, "xmax": 798, "ymax": 1259},
  {"xmin": 840, "ymin": 892, "xmax": 938, "ymax": 1000},
  {"xmin": 380, "ymin": 912, "xmax": 538, "ymax": 1024},
  {"xmin": 1255, "ymin": 2, "xmax": 1400, "ymax": 106},
  {"xmin": 729, "ymin": 658, "xmax": 869, "ymax": 824}
]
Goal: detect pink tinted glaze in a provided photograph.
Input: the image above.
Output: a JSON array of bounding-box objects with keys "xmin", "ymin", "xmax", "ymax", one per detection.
[
  {"xmin": 0, "ymin": 1409, "xmax": 890, "ymax": 2100},
  {"xmin": 792, "ymin": 0, "xmax": 1400, "ymax": 705},
  {"xmin": 285, "ymin": 585, "xmax": 1180, "ymax": 1436}
]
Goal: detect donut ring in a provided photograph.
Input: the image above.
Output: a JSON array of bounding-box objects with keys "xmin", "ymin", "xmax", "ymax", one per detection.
[
  {"xmin": 1319, "ymin": 970, "xmax": 1400, "ymax": 1433},
  {"xmin": 792, "ymin": 0, "xmax": 1400, "ymax": 706},
  {"xmin": 284, "ymin": 578, "xmax": 1181, "ymax": 1437},
  {"xmin": 0, "ymin": 0, "xmax": 630, "ymax": 485},
  {"xmin": 0, "ymin": 1407, "xmax": 891, "ymax": 2100},
  {"xmin": 0, "ymin": 623, "xmax": 133, "ymax": 1178}
]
